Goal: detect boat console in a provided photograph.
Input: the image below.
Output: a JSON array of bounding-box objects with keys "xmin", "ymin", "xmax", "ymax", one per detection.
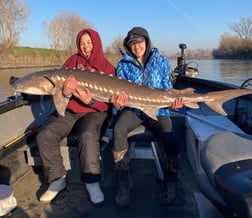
[{"xmin": 172, "ymin": 43, "xmax": 199, "ymax": 78}]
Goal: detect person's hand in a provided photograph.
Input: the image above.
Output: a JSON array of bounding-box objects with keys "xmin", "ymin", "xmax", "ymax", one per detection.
[
  {"xmin": 171, "ymin": 98, "xmax": 184, "ymax": 110},
  {"xmin": 63, "ymin": 75, "xmax": 77, "ymax": 97},
  {"xmin": 73, "ymin": 87, "xmax": 92, "ymax": 105},
  {"xmin": 111, "ymin": 92, "xmax": 128, "ymax": 109}
]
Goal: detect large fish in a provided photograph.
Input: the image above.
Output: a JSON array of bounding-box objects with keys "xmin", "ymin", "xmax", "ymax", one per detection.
[{"xmin": 11, "ymin": 68, "xmax": 252, "ymax": 120}]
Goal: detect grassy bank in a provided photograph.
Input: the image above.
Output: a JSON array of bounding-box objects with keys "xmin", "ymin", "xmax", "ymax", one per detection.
[
  {"xmin": 0, "ymin": 47, "xmax": 70, "ymax": 68},
  {"xmin": 0, "ymin": 46, "xmax": 120, "ymax": 68}
]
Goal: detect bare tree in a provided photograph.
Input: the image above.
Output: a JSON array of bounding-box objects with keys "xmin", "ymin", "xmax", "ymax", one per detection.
[
  {"xmin": 0, "ymin": 0, "xmax": 30, "ymax": 47},
  {"xmin": 104, "ymin": 35, "xmax": 124, "ymax": 66},
  {"xmin": 43, "ymin": 12, "xmax": 94, "ymax": 51},
  {"xmin": 113, "ymin": 35, "xmax": 124, "ymax": 53},
  {"xmin": 229, "ymin": 17, "xmax": 252, "ymax": 51},
  {"xmin": 219, "ymin": 33, "xmax": 242, "ymax": 53}
]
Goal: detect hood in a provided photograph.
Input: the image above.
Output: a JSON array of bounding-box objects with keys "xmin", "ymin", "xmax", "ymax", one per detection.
[
  {"xmin": 123, "ymin": 26, "xmax": 151, "ymax": 66},
  {"xmin": 75, "ymin": 28, "xmax": 108, "ymax": 71},
  {"xmin": 63, "ymin": 28, "xmax": 115, "ymax": 75}
]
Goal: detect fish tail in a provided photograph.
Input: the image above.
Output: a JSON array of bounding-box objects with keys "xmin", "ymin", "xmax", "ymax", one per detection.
[{"xmin": 205, "ymin": 89, "xmax": 252, "ymax": 115}]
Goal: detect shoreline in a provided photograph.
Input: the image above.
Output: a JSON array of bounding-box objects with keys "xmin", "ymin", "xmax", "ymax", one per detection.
[{"xmin": 0, "ymin": 65, "xmax": 61, "ymax": 70}]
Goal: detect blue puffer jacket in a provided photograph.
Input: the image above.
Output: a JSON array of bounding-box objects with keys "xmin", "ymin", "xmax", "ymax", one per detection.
[{"xmin": 116, "ymin": 48, "xmax": 174, "ymax": 118}]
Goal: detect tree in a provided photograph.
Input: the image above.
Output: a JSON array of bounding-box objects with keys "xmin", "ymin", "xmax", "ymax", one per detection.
[
  {"xmin": 0, "ymin": 0, "xmax": 30, "ymax": 47},
  {"xmin": 43, "ymin": 12, "xmax": 94, "ymax": 51},
  {"xmin": 229, "ymin": 17, "xmax": 252, "ymax": 51},
  {"xmin": 104, "ymin": 35, "xmax": 124, "ymax": 66},
  {"xmin": 213, "ymin": 17, "xmax": 252, "ymax": 59},
  {"xmin": 219, "ymin": 33, "xmax": 242, "ymax": 54}
]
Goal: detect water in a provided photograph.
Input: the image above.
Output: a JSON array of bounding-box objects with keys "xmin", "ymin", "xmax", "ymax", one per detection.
[
  {"xmin": 1, "ymin": 59, "xmax": 252, "ymax": 102},
  {"xmin": 169, "ymin": 59, "xmax": 252, "ymax": 87}
]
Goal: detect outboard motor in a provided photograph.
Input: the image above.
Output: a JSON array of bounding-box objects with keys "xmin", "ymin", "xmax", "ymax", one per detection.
[
  {"xmin": 172, "ymin": 43, "xmax": 199, "ymax": 78},
  {"xmin": 177, "ymin": 43, "xmax": 187, "ymax": 74}
]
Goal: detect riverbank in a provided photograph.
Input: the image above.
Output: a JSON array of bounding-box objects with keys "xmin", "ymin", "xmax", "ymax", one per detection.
[
  {"xmin": 0, "ymin": 46, "xmax": 119, "ymax": 68},
  {"xmin": 0, "ymin": 46, "xmax": 175, "ymax": 69},
  {"xmin": 0, "ymin": 47, "xmax": 70, "ymax": 69}
]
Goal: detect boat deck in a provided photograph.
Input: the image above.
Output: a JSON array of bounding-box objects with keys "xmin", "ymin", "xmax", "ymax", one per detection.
[{"xmin": 10, "ymin": 141, "xmax": 199, "ymax": 218}]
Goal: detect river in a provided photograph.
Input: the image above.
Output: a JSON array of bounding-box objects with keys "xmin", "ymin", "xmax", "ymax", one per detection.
[{"xmin": 0, "ymin": 59, "xmax": 252, "ymax": 102}]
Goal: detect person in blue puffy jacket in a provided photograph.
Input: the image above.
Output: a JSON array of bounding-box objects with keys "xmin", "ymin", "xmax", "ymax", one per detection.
[{"xmin": 111, "ymin": 26, "xmax": 184, "ymax": 207}]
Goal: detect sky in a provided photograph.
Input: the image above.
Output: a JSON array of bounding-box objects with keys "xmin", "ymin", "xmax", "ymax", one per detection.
[{"xmin": 20, "ymin": 0, "xmax": 252, "ymax": 55}]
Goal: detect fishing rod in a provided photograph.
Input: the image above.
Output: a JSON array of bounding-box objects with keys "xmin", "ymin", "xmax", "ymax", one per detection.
[{"xmin": 0, "ymin": 125, "xmax": 40, "ymax": 159}]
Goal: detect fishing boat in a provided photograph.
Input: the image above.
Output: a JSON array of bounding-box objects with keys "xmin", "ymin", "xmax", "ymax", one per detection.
[{"xmin": 0, "ymin": 44, "xmax": 251, "ymax": 218}]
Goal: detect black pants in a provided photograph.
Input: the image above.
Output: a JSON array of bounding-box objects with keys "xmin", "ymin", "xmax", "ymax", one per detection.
[
  {"xmin": 113, "ymin": 110, "xmax": 179, "ymax": 157},
  {"xmin": 36, "ymin": 110, "xmax": 107, "ymax": 183}
]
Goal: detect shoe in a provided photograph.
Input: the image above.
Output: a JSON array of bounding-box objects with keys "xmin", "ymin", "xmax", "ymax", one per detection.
[
  {"xmin": 159, "ymin": 179, "xmax": 177, "ymax": 205},
  {"xmin": 160, "ymin": 155, "xmax": 178, "ymax": 205},
  {"xmin": 115, "ymin": 168, "xmax": 131, "ymax": 207},
  {"xmin": 114, "ymin": 154, "xmax": 131, "ymax": 207},
  {"xmin": 115, "ymin": 181, "xmax": 130, "ymax": 208},
  {"xmin": 39, "ymin": 175, "xmax": 66, "ymax": 203},
  {"xmin": 85, "ymin": 182, "xmax": 104, "ymax": 205}
]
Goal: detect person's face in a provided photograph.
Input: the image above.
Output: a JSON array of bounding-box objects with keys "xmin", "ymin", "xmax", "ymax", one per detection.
[
  {"xmin": 129, "ymin": 40, "xmax": 146, "ymax": 60},
  {"xmin": 79, "ymin": 33, "xmax": 93, "ymax": 59}
]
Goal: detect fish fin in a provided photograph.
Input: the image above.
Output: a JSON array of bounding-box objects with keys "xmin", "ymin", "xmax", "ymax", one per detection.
[
  {"xmin": 140, "ymin": 107, "xmax": 158, "ymax": 121},
  {"xmin": 184, "ymin": 102, "xmax": 199, "ymax": 109},
  {"xmin": 53, "ymin": 92, "xmax": 69, "ymax": 116},
  {"xmin": 181, "ymin": 88, "xmax": 195, "ymax": 93},
  {"xmin": 172, "ymin": 88, "xmax": 195, "ymax": 94}
]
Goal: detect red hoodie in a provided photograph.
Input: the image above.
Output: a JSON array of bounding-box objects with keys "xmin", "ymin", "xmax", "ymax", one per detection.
[{"xmin": 63, "ymin": 28, "xmax": 116, "ymax": 114}]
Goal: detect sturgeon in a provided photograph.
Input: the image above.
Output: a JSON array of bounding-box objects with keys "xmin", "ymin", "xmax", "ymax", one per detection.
[{"xmin": 11, "ymin": 68, "xmax": 252, "ymax": 120}]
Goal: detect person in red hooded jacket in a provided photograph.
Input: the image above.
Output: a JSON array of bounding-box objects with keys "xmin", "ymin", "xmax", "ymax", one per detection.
[{"xmin": 36, "ymin": 28, "xmax": 115, "ymax": 205}]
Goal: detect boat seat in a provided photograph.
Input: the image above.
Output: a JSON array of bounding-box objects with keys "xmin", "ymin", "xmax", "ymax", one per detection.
[
  {"xmin": 127, "ymin": 125, "xmax": 164, "ymax": 180},
  {"xmin": 201, "ymin": 131, "xmax": 252, "ymax": 217}
]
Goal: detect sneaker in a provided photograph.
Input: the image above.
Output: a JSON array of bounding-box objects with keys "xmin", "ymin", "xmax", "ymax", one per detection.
[
  {"xmin": 39, "ymin": 175, "xmax": 66, "ymax": 203},
  {"xmin": 85, "ymin": 182, "xmax": 104, "ymax": 205}
]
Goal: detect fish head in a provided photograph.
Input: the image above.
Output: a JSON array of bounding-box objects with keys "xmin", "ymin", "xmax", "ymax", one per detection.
[{"xmin": 12, "ymin": 74, "xmax": 56, "ymax": 96}]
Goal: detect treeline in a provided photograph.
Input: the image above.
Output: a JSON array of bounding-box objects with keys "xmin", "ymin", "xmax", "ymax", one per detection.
[
  {"xmin": 213, "ymin": 17, "xmax": 252, "ymax": 59},
  {"xmin": 213, "ymin": 34, "xmax": 252, "ymax": 59},
  {"xmin": 173, "ymin": 49, "xmax": 214, "ymax": 60},
  {"xmin": 183, "ymin": 17, "xmax": 252, "ymax": 60}
]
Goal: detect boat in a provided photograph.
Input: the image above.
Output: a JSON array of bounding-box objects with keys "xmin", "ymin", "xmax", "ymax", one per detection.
[{"xmin": 0, "ymin": 44, "xmax": 251, "ymax": 218}]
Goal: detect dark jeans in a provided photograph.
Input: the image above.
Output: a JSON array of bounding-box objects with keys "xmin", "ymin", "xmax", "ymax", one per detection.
[
  {"xmin": 36, "ymin": 110, "xmax": 107, "ymax": 183},
  {"xmin": 113, "ymin": 110, "xmax": 179, "ymax": 157}
]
